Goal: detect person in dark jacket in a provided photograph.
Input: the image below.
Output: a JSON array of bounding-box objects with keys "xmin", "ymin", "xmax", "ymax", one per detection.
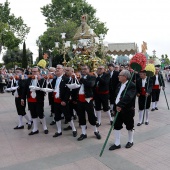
[
  {"xmin": 94, "ymin": 65, "xmax": 113, "ymax": 127},
  {"xmin": 51, "ymin": 65, "xmax": 77, "ymax": 138},
  {"xmin": 136, "ymin": 70, "xmax": 153, "ymax": 126},
  {"xmin": 151, "ymin": 67, "xmax": 165, "ymax": 111},
  {"xmin": 21, "ymin": 66, "xmax": 48, "ymax": 135},
  {"xmin": 109, "ymin": 70, "xmax": 136, "ymax": 150},
  {"xmin": 9, "ymin": 68, "xmax": 32, "ymax": 130},
  {"xmin": 76, "ymin": 65, "xmax": 101, "ymax": 141}
]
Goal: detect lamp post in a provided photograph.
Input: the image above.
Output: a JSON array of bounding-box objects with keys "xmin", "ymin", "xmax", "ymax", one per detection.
[
  {"xmin": 55, "ymin": 33, "xmax": 71, "ymax": 66},
  {"xmin": 153, "ymin": 50, "xmax": 156, "ymax": 58}
]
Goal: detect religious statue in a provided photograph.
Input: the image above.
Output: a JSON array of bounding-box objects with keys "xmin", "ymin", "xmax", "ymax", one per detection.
[{"xmin": 141, "ymin": 41, "xmax": 147, "ymax": 54}]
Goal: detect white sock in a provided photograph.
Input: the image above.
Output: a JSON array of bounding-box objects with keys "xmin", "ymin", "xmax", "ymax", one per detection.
[
  {"xmin": 155, "ymin": 101, "xmax": 158, "ymax": 107},
  {"xmin": 152, "ymin": 102, "xmax": 155, "ymax": 109},
  {"xmin": 56, "ymin": 120, "xmax": 62, "ymax": 133},
  {"xmin": 40, "ymin": 117, "xmax": 47, "ymax": 130},
  {"xmin": 73, "ymin": 109, "xmax": 76, "ymax": 116},
  {"xmin": 93, "ymin": 125, "xmax": 98, "ymax": 133},
  {"xmin": 96, "ymin": 111, "xmax": 101, "ymax": 124},
  {"xmin": 145, "ymin": 109, "xmax": 149, "ymax": 122},
  {"xmin": 94, "ymin": 109, "xmax": 97, "ymax": 117},
  {"xmin": 139, "ymin": 110, "xmax": 144, "ymax": 123},
  {"xmin": 18, "ymin": 115, "xmax": 23, "ymax": 127},
  {"xmin": 32, "ymin": 118, "xmax": 38, "ymax": 132},
  {"xmin": 106, "ymin": 110, "xmax": 113, "ymax": 121},
  {"xmin": 69, "ymin": 120, "xmax": 76, "ymax": 131},
  {"xmin": 81, "ymin": 125, "xmax": 86, "ymax": 135},
  {"xmin": 27, "ymin": 111, "xmax": 32, "ymax": 122},
  {"xmin": 128, "ymin": 130, "xmax": 134, "ymax": 143},
  {"xmin": 114, "ymin": 130, "xmax": 121, "ymax": 146},
  {"xmin": 24, "ymin": 115, "xmax": 31, "ymax": 124},
  {"xmin": 110, "ymin": 104, "xmax": 114, "ymax": 111}
]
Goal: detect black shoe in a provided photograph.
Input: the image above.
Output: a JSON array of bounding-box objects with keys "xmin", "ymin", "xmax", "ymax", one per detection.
[
  {"xmin": 137, "ymin": 123, "xmax": 142, "ymax": 126},
  {"xmin": 77, "ymin": 134, "xmax": 87, "ymax": 141},
  {"xmin": 94, "ymin": 132, "xmax": 101, "ymax": 140},
  {"xmin": 26, "ymin": 121, "xmax": 33, "ymax": 125},
  {"xmin": 73, "ymin": 130, "xmax": 77, "ymax": 137},
  {"xmin": 145, "ymin": 122, "xmax": 149, "ymax": 125},
  {"xmin": 111, "ymin": 112, "xmax": 114, "ymax": 117},
  {"xmin": 110, "ymin": 121, "xmax": 113, "ymax": 125},
  {"xmin": 53, "ymin": 132, "xmax": 62, "ymax": 137},
  {"xmin": 44, "ymin": 129, "xmax": 49, "ymax": 134},
  {"xmin": 151, "ymin": 108, "xmax": 155, "ymax": 111},
  {"xmin": 61, "ymin": 116, "xmax": 64, "ymax": 120},
  {"xmin": 96, "ymin": 123, "xmax": 101, "ymax": 127},
  {"xmin": 50, "ymin": 121, "xmax": 56, "ymax": 125},
  {"xmin": 14, "ymin": 125, "xmax": 24, "ymax": 130},
  {"xmin": 63, "ymin": 125, "xmax": 72, "ymax": 131},
  {"xmin": 109, "ymin": 144, "xmax": 121, "ymax": 151},
  {"xmin": 73, "ymin": 115, "xmax": 77, "ymax": 120},
  {"xmin": 125, "ymin": 142, "xmax": 133, "ymax": 148},
  {"xmin": 155, "ymin": 107, "xmax": 158, "ymax": 110},
  {"xmin": 27, "ymin": 123, "xmax": 32, "ymax": 130},
  {"xmin": 28, "ymin": 130, "xmax": 39, "ymax": 135}
]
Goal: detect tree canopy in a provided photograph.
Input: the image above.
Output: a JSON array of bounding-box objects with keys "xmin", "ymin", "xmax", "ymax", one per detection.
[
  {"xmin": 39, "ymin": 0, "xmax": 109, "ymax": 66},
  {"xmin": 0, "ymin": 1, "xmax": 30, "ymax": 52}
]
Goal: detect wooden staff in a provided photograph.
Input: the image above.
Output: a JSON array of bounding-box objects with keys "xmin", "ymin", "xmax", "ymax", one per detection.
[
  {"xmin": 99, "ymin": 71, "xmax": 135, "ymax": 157},
  {"xmin": 142, "ymin": 76, "xmax": 150, "ymax": 124},
  {"xmin": 159, "ymin": 72, "xmax": 169, "ymax": 110}
]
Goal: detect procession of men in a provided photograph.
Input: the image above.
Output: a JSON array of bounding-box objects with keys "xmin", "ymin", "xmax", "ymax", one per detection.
[{"xmin": 3, "ymin": 62, "xmax": 166, "ymax": 151}]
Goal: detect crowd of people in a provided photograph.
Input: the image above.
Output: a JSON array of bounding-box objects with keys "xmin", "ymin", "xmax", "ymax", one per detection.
[{"xmin": 0, "ymin": 63, "xmax": 166, "ymax": 151}]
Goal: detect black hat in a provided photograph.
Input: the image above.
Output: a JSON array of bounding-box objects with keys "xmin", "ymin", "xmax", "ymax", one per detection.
[{"xmin": 16, "ymin": 67, "xmax": 24, "ymax": 72}]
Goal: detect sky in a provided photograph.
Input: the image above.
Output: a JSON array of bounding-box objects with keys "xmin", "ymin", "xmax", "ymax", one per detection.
[{"xmin": 0, "ymin": 0, "xmax": 170, "ymax": 62}]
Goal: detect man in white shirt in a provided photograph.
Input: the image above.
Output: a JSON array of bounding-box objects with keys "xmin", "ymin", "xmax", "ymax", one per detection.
[
  {"xmin": 109, "ymin": 70, "xmax": 136, "ymax": 150},
  {"xmin": 151, "ymin": 67, "xmax": 165, "ymax": 111}
]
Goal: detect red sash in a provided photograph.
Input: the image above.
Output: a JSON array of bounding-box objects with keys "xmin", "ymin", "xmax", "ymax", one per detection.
[
  {"xmin": 28, "ymin": 92, "xmax": 37, "ymax": 102},
  {"xmin": 78, "ymin": 94, "xmax": 86, "ymax": 102},
  {"xmin": 53, "ymin": 92, "xmax": 62, "ymax": 103},
  {"xmin": 95, "ymin": 87, "xmax": 109, "ymax": 94},
  {"xmin": 141, "ymin": 87, "xmax": 146, "ymax": 96},
  {"xmin": 153, "ymin": 85, "xmax": 160, "ymax": 89}
]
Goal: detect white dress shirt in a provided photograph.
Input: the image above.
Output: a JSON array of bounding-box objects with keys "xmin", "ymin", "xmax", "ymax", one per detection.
[{"xmin": 115, "ymin": 81, "xmax": 128, "ymax": 104}]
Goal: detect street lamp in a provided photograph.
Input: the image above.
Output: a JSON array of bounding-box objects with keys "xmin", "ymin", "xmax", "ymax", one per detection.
[
  {"xmin": 55, "ymin": 32, "xmax": 71, "ymax": 66},
  {"xmin": 153, "ymin": 50, "xmax": 156, "ymax": 58}
]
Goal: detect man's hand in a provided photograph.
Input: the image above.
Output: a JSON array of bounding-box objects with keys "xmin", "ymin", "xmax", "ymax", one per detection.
[
  {"xmin": 93, "ymin": 72, "xmax": 98, "ymax": 77},
  {"xmin": 21, "ymin": 99, "xmax": 24, "ymax": 106},
  {"xmin": 137, "ymin": 93, "xmax": 140, "ymax": 97},
  {"xmin": 116, "ymin": 106, "xmax": 122, "ymax": 112},
  {"xmin": 61, "ymin": 101, "xmax": 66, "ymax": 106},
  {"xmin": 145, "ymin": 93, "xmax": 149, "ymax": 97}
]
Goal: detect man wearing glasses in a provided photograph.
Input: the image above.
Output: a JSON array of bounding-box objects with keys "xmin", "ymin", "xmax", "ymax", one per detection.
[
  {"xmin": 52, "ymin": 65, "xmax": 77, "ymax": 138},
  {"xmin": 109, "ymin": 70, "xmax": 136, "ymax": 150}
]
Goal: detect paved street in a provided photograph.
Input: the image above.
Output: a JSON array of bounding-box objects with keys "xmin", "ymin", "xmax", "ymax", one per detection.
[{"xmin": 0, "ymin": 81, "xmax": 170, "ymax": 170}]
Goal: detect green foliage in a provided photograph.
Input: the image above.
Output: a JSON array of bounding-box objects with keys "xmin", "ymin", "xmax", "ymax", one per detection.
[
  {"xmin": 40, "ymin": 0, "xmax": 108, "ymax": 66},
  {"xmin": 0, "ymin": 1, "xmax": 30, "ymax": 51},
  {"xmin": 161, "ymin": 54, "xmax": 170, "ymax": 65},
  {"xmin": 41, "ymin": 0, "xmax": 108, "ymax": 34},
  {"xmin": 2, "ymin": 47, "xmax": 33, "ymax": 66}
]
